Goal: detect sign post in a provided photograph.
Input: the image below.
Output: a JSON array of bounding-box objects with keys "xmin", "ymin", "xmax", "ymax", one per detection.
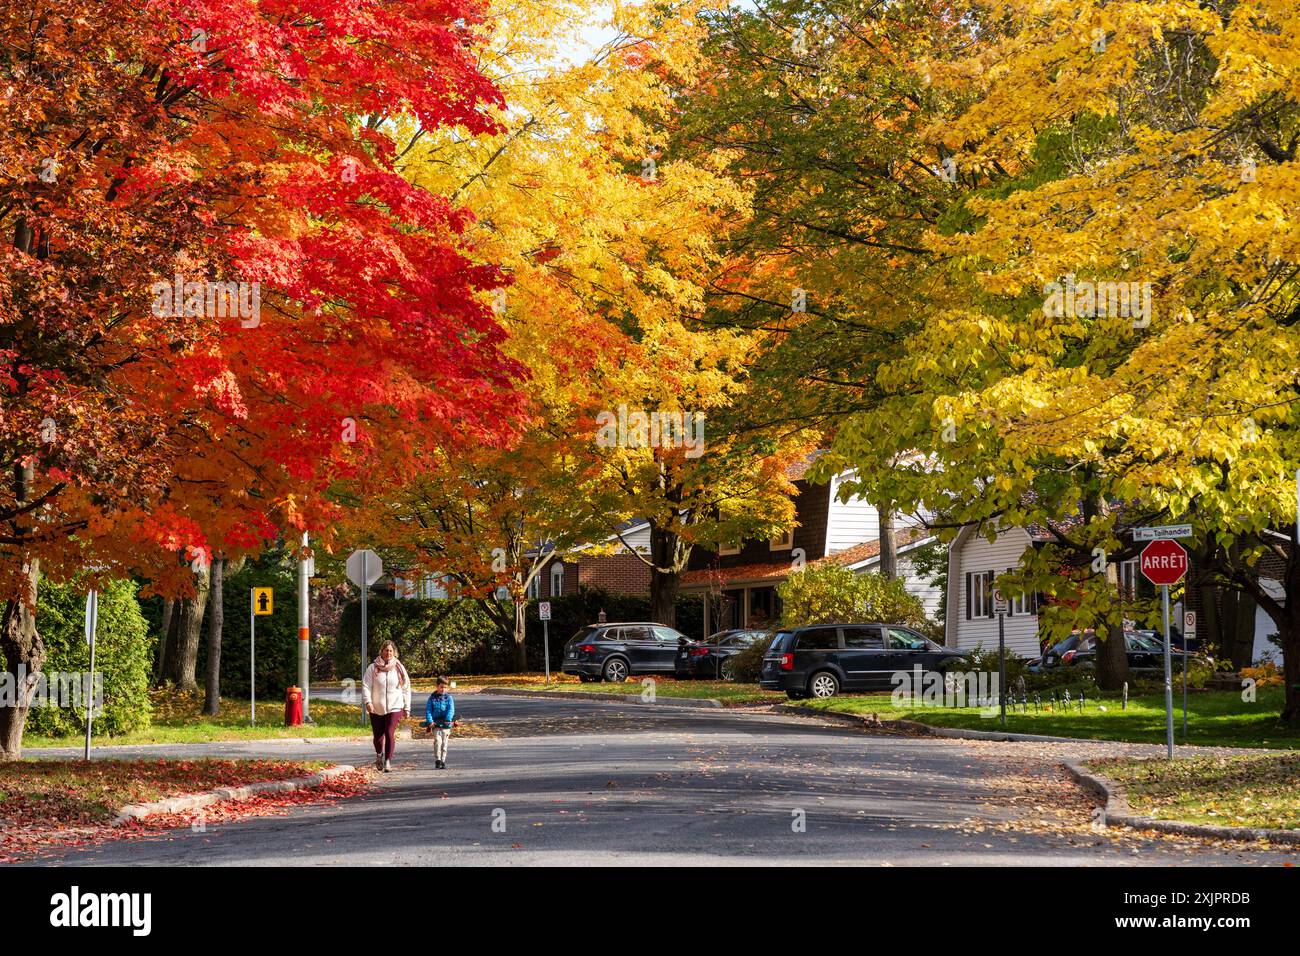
[
  {"xmin": 539, "ymin": 601, "xmax": 552, "ymax": 684},
  {"xmin": 251, "ymin": 587, "xmax": 273, "ymax": 725},
  {"xmin": 1182, "ymin": 610, "xmax": 1196, "ymax": 741},
  {"xmin": 992, "ymin": 587, "xmax": 1009, "ymax": 727},
  {"xmin": 1140, "ymin": 538, "xmax": 1188, "ymax": 759},
  {"xmin": 298, "ymin": 533, "xmax": 313, "ymax": 722},
  {"xmin": 83, "ymin": 590, "xmax": 99, "ymax": 761},
  {"xmin": 346, "ymin": 550, "xmax": 383, "ymax": 722}
]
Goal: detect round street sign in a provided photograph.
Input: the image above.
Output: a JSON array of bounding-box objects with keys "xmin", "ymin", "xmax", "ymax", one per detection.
[
  {"xmin": 346, "ymin": 549, "xmax": 383, "ymax": 588},
  {"xmin": 1140, "ymin": 539, "xmax": 1187, "ymax": 586}
]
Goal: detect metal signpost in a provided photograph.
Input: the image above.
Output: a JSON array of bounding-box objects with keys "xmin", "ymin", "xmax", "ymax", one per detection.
[
  {"xmin": 539, "ymin": 601, "xmax": 552, "ymax": 684},
  {"xmin": 346, "ymin": 550, "xmax": 383, "ymax": 722},
  {"xmin": 1138, "ymin": 535, "xmax": 1189, "ymax": 759},
  {"xmin": 298, "ymin": 533, "xmax": 313, "ymax": 721},
  {"xmin": 1183, "ymin": 610, "xmax": 1196, "ymax": 741},
  {"xmin": 251, "ymin": 587, "xmax": 273, "ymax": 725},
  {"xmin": 83, "ymin": 590, "xmax": 98, "ymax": 761},
  {"xmin": 992, "ymin": 587, "xmax": 1009, "ymax": 727}
]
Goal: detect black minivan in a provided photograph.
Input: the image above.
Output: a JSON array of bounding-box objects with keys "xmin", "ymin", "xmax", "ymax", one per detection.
[
  {"xmin": 561, "ymin": 622, "xmax": 692, "ymax": 682},
  {"xmin": 759, "ymin": 623, "xmax": 961, "ymax": 699}
]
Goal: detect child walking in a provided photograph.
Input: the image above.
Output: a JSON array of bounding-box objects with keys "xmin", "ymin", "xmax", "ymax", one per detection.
[
  {"xmin": 423, "ymin": 676, "xmax": 456, "ymax": 769},
  {"xmin": 362, "ymin": 640, "xmax": 411, "ymax": 773}
]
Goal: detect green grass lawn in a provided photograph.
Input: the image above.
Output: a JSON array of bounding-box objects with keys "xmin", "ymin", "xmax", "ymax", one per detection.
[
  {"xmin": 23, "ymin": 693, "xmax": 374, "ymax": 748},
  {"xmin": 798, "ymin": 686, "xmax": 1300, "ymax": 749},
  {"xmin": 488, "ymin": 674, "xmax": 783, "ymax": 705},
  {"xmin": 1088, "ymin": 753, "xmax": 1300, "ymax": 829}
]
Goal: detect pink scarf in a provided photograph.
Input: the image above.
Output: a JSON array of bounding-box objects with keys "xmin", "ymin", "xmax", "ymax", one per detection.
[{"xmin": 373, "ymin": 656, "xmax": 408, "ymax": 686}]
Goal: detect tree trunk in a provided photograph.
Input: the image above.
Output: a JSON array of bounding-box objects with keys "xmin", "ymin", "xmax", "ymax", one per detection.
[
  {"xmin": 0, "ymin": 560, "xmax": 43, "ymax": 761},
  {"xmin": 0, "ymin": 461, "xmax": 43, "ymax": 761},
  {"xmin": 1282, "ymin": 611, "xmax": 1299, "ymax": 724},
  {"xmin": 648, "ymin": 524, "xmax": 681, "ymax": 628},
  {"xmin": 166, "ymin": 565, "xmax": 210, "ymax": 691},
  {"xmin": 155, "ymin": 600, "xmax": 182, "ymax": 687},
  {"xmin": 513, "ymin": 598, "xmax": 527, "ymax": 671},
  {"xmin": 1093, "ymin": 620, "xmax": 1130, "ymax": 690},
  {"xmin": 878, "ymin": 508, "xmax": 898, "ymax": 581},
  {"xmin": 203, "ymin": 558, "xmax": 224, "ymax": 716},
  {"xmin": 154, "ymin": 598, "xmax": 175, "ymax": 684},
  {"xmin": 1230, "ymin": 590, "xmax": 1257, "ymax": 671}
]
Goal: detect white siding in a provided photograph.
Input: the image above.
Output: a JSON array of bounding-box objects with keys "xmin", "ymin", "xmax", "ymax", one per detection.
[
  {"xmin": 826, "ymin": 473, "xmax": 930, "ymax": 557},
  {"xmin": 825, "ymin": 474, "xmax": 879, "ymax": 556},
  {"xmin": 394, "ymin": 575, "xmax": 450, "ymax": 600},
  {"xmin": 617, "ymin": 523, "xmax": 652, "ymax": 554},
  {"xmin": 898, "ymin": 556, "xmax": 943, "ymax": 621},
  {"xmin": 1253, "ymin": 606, "xmax": 1281, "ymax": 664},
  {"xmin": 952, "ymin": 526, "xmax": 1039, "ymax": 657}
]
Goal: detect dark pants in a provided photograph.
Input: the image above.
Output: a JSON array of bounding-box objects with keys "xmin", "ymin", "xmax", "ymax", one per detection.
[{"xmin": 370, "ymin": 711, "xmax": 402, "ymax": 760}]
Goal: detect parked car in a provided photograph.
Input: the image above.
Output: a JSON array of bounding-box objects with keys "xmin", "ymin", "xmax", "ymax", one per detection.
[
  {"xmin": 561, "ymin": 622, "xmax": 693, "ymax": 682},
  {"xmin": 759, "ymin": 623, "xmax": 961, "ymax": 699},
  {"xmin": 1031, "ymin": 630, "xmax": 1202, "ymax": 674},
  {"xmin": 675, "ymin": 629, "xmax": 770, "ymax": 679}
]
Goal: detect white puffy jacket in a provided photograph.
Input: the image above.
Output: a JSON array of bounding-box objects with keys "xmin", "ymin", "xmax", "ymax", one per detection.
[{"xmin": 362, "ymin": 661, "xmax": 412, "ymax": 715}]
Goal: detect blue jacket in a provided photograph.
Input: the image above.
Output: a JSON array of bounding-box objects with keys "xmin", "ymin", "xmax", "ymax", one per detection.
[{"xmin": 425, "ymin": 692, "xmax": 455, "ymax": 728}]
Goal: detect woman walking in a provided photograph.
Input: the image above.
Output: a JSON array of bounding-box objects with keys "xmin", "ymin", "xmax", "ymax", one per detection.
[{"xmin": 362, "ymin": 640, "xmax": 411, "ymax": 772}]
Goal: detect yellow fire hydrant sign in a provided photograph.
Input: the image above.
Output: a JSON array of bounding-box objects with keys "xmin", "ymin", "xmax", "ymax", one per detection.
[{"xmin": 252, "ymin": 587, "xmax": 273, "ymax": 615}]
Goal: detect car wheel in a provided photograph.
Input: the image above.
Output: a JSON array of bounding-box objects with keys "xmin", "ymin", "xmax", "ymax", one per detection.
[
  {"xmin": 808, "ymin": 671, "xmax": 840, "ymax": 699},
  {"xmin": 602, "ymin": 657, "xmax": 629, "ymax": 683}
]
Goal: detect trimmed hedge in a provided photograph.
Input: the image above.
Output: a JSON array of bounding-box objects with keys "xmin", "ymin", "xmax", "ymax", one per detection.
[
  {"xmin": 25, "ymin": 578, "xmax": 153, "ymax": 737},
  {"xmin": 197, "ymin": 552, "xmax": 300, "ymax": 698},
  {"xmin": 334, "ymin": 587, "xmax": 709, "ymax": 676}
]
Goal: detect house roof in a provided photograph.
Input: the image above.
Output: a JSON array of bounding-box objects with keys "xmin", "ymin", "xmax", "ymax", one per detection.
[{"xmin": 681, "ymin": 528, "xmax": 934, "ymax": 588}]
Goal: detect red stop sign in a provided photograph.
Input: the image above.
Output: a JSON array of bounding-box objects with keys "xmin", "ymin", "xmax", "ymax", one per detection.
[{"xmin": 1140, "ymin": 539, "xmax": 1188, "ymax": 586}]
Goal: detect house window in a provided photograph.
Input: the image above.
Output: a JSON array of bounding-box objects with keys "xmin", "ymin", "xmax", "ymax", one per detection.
[
  {"xmin": 719, "ymin": 542, "xmax": 741, "ymax": 556},
  {"xmin": 526, "ymin": 574, "xmax": 541, "ymax": 599},
  {"xmin": 550, "ymin": 563, "xmax": 565, "ymax": 597},
  {"xmin": 1002, "ymin": 570, "xmax": 1036, "ymax": 616},
  {"xmin": 770, "ymin": 528, "xmax": 793, "ymax": 551},
  {"xmin": 1118, "ymin": 559, "xmax": 1139, "ymax": 602},
  {"xmin": 966, "ymin": 571, "xmax": 994, "ymax": 619}
]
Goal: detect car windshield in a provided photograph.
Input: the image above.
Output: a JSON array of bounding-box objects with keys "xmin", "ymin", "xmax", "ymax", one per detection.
[{"xmin": 1129, "ymin": 633, "xmax": 1163, "ymax": 651}]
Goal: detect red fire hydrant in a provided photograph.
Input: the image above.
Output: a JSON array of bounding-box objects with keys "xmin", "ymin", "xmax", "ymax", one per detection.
[{"xmin": 284, "ymin": 686, "xmax": 303, "ymax": 727}]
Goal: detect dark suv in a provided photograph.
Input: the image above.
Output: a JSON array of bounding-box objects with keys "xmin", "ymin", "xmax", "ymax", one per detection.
[
  {"xmin": 561, "ymin": 622, "xmax": 692, "ymax": 683},
  {"xmin": 759, "ymin": 623, "xmax": 960, "ymax": 699}
]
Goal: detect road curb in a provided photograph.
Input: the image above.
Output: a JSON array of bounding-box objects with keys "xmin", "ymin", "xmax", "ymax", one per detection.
[
  {"xmin": 1063, "ymin": 761, "xmax": 1300, "ymax": 845},
  {"xmin": 479, "ymin": 687, "xmax": 724, "ymax": 709},
  {"xmin": 112, "ymin": 764, "xmax": 356, "ymax": 827},
  {"xmin": 777, "ymin": 705, "xmax": 1084, "ymax": 742}
]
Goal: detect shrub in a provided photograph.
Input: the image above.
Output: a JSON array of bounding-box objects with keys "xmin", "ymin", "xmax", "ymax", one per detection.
[
  {"xmin": 724, "ymin": 633, "xmax": 775, "ymax": 683},
  {"xmin": 953, "ymin": 644, "xmax": 1032, "ymax": 690},
  {"xmin": 334, "ymin": 598, "xmax": 508, "ymax": 678},
  {"xmin": 200, "ymin": 552, "xmax": 300, "ymax": 698},
  {"xmin": 25, "ymin": 578, "xmax": 153, "ymax": 738},
  {"xmin": 777, "ymin": 564, "xmax": 929, "ymax": 630}
]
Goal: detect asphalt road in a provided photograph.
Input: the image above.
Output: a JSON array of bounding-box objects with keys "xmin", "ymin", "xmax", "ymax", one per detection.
[{"xmin": 28, "ymin": 692, "xmax": 1299, "ymax": 866}]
